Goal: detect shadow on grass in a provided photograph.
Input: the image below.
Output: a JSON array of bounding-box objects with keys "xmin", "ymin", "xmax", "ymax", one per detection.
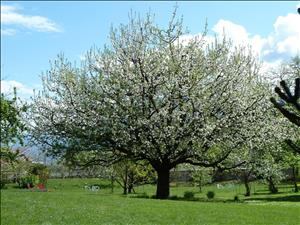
[
  {"xmin": 252, "ymin": 191, "xmax": 285, "ymax": 195},
  {"xmin": 131, "ymin": 192, "xmax": 300, "ymax": 203},
  {"xmin": 246, "ymin": 195, "xmax": 300, "ymax": 202},
  {"xmin": 130, "ymin": 193, "xmax": 243, "ymax": 203}
]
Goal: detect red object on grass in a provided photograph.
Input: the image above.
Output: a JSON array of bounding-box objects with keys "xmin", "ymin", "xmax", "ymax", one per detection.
[{"xmin": 37, "ymin": 183, "xmax": 45, "ymax": 189}]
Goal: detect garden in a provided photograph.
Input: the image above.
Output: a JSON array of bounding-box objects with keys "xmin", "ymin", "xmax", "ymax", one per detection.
[
  {"xmin": 1, "ymin": 178, "xmax": 300, "ymax": 225},
  {"xmin": 1, "ymin": 2, "xmax": 300, "ymax": 225}
]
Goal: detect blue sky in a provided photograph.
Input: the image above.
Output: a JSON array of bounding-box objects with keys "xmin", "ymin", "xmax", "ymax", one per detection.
[{"xmin": 1, "ymin": 1, "xmax": 300, "ymax": 99}]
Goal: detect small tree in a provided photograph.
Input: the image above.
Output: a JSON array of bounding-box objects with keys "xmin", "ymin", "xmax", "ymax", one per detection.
[
  {"xmin": 282, "ymin": 141, "xmax": 300, "ymax": 193},
  {"xmin": 270, "ymin": 57, "xmax": 300, "ymax": 154},
  {"xmin": 0, "ymin": 89, "xmax": 26, "ymax": 147},
  {"xmin": 29, "ymin": 163, "xmax": 49, "ymax": 186},
  {"xmin": 270, "ymin": 78, "xmax": 300, "ymax": 127},
  {"xmin": 1, "ymin": 89, "xmax": 27, "ymax": 188},
  {"xmin": 255, "ymin": 149, "xmax": 285, "ymax": 194},
  {"xmin": 0, "ymin": 148, "xmax": 27, "ymax": 188},
  {"xmin": 113, "ymin": 160, "xmax": 155, "ymax": 194},
  {"xmin": 191, "ymin": 167, "xmax": 212, "ymax": 192},
  {"xmin": 238, "ymin": 167, "xmax": 255, "ymax": 197}
]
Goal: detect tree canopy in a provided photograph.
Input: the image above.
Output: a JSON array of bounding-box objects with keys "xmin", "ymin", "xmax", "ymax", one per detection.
[
  {"xmin": 28, "ymin": 11, "xmax": 273, "ymax": 198},
  {"xmin": 270, "ymin": 56, "xmax": 300, "ymax": 154},
  {"xmin": 1, "ymin": 89, "xmax": 26, "ymax": 147}
]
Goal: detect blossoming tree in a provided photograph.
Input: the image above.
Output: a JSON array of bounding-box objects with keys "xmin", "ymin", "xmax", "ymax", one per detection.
[{"xmin": 28, "ymin": 12, "xmax": 268, "ymax": 199}]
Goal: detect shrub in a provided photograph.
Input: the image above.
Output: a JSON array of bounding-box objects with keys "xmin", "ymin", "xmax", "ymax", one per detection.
[
  {"xmin": 30, "ymin": 164, "xmax": 49, "ymax": 185},
  {"xmin": 184, "ymin": 191, "xmax": 195, "ymax": 199},
  {"xmin": 18, "ymin": 175, "xmax": 36, "ymax": 188},
  {"xmin": 136, "ymin": 192, "xmax": 149, "ymax": 198},
  {"xmin": 234, "ymin": 195, "xmax": 239, "ymax": 202},
  {"xmin": 0, "ymin": 178, "xmax": 8, "ymax": 189},
  {"xmin": 151, "ymin": 195, "xmax": 157, "ymax": 199},
  {"xmin": 169, "ymin": 195, "xmax": 179, "ymax": 200},
  {"xmin": 192, "ymin": 168, "xmax": 212, "ymax": 192},
  {"xmin": 206, "ymin": 191, "xmax": 215, "ymax": 199}
]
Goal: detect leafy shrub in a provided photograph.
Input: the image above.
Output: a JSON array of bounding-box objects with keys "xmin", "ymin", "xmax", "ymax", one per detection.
[
  {"xmin": 169, "ymin": 195, "xmax": 179, "ymax": 200},
  {"xmin": 234, "ymin": 195, "xmax": 239, "ymax": 202},
  {"xmin": 136, "ymin": 192, "xmax": 149, "ymax": 198},
  {"xmin": 192, "ymin": 168, "xmax": 212, "ymax": 192},
  {"xmin": 18, "ymin": 175, "xmax": 36, "ymax": 188},
  {"xmin": 206, "ymin": 191, "xmax": 215, "ymax": 199},
  {"xmin": 0, "ymin": 178, "xmax": 8, "ymax": 189},
  {"xmin": 30, "ymin": 164, "xmax": 49, "ymax": 185},
  {"xmin": 184, "ymin": 191, "xmax": 195, "ymax": 199},
  {"xmin": 15, "ymin": 164, "xmax": 49, "ymax": 189}
]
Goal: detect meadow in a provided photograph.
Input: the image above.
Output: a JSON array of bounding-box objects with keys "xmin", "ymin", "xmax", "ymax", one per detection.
[{"xmin": 1, "ymin": 178, "xmax": 300, "ymax": 225}]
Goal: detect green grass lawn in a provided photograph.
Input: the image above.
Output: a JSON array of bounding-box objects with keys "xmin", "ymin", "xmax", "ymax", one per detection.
[{"xmin": 1, "ymin": 179, "xmax": 300, "ymax": 225}]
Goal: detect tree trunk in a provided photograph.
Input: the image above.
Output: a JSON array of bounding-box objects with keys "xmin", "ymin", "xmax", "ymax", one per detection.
[
  {"xmin": 267, "ymin": 177, "xmax": 278, "ymax": 194},
  {"xmin": 122, "ymin": 167, "xmax": 128, "ymax": 195},
  {"xmin": 292, "ymin": 166, "xmax": 299, "ymax": 193},
  {"xmin": 199, "ymin": 184, "xmax": 202, "ymax": 193},
  {"xmin": 122, "ymin": 176, "xmax": 128, "ymax": 195},
  {"xmin": 123, "ymin": 186, "xmax": 127, "ymax": 195},
  {"xmin": 128, "ymin": 183, "xmax": 133, "ymax": 194},
  {"xmin": 156, "ymin": 169, "xmax": 170, "ymax": 199},
  {"xmin": 127, "ymin": 172, "xmax": 134, "ymax": 194},
  {"xmin": 244, "ymin": 178, "xmax": 251, "ymax": 196},
  {"xmin": 110, "ymin": 175, "xmax": 115, "ymax": 193},
  {"xmin": 242, "ymin": 171, "xmax": 251, "ymax": 196}
]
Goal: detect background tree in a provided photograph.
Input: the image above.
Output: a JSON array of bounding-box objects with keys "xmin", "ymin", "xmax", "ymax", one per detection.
[
  {"xmin": 112, "ymin": 160, "xmax": 155, "ymax": 194},
  {"xmin": 270, "ymin": 57, "xmax": 299, "ymax": 134},
  {"xmin": 270, "ymin": 57, "xmax": 300, "ymax": 154},
  {"xmin": 282, "ymin": 141, "xmax": 300, "ymax": 192},
  {"xmin": 270, "ymin": 78, "xmax": 300, "ymax": 127},
  {"xmin": 191, "ymin": 167, "xmax": 212, "ymax": 192},
  {"xmin": 1, "ymin": 88, "xmax": 26, "ymax": 147},
  {"xmin": 0, "ymin": 148, "xmax": 28, "ymax": 166},
  {"xmin": 1, "ymin": 88, "xmax": 27, "ymax": 188},
  {"xmin": 0, "ymin": 147, "xmax": 28, "ymax": 189},
  {"xmin": 252, "ymin": 138, "xmax": 290, "ymax": 194},
  {"xmin": 28, "ymin": 11, "xmax": 268, "ymax": 199},
  {"xmin": 257, "ymin": 157, "xmax": 283, "ymax": 194},
  {"xmin": 231, "ymin": 135, "xmax": 282, "ymax": 197}
]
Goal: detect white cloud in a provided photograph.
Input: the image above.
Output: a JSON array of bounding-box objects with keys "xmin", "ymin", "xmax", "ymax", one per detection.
[
  {"xmin": 212, "ymin": 20, "xmax": 249, "ymax": 47},
  {"xmin": 209, "ymin": 11, "xmax": 300, "ymax": 74},
  {"xmin": 1, "ymin": 5, "xmax": 17, "ymax": 13},
  {"xmin": 274, "ymin": 13, "xmax": 299, "ymax": 36},
  {"xmin": 1, "ymin": 28, "xmax": 17, "ymax": 36},
  {"xmin": 260, "ymin": 60, "xmax": 282, "ymax": 78},
  {"xmin": 271, "ymin": 13, "xmax": 300, "ymax": 56},
  {"xmin": 1, "ymin": 5, "xmax": 61, "ymax": 33},
  {"xmin": 1, "ymin": 80, "xmax": 35, "ymax": 99},
  {"xmin": 179, "ymin": 8, "xmax": 300, "ymax": 76}
]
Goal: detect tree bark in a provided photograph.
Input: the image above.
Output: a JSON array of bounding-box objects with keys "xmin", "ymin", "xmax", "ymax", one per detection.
[
  {"xmin": 123, "ymin": 186, "xmax": 127, "ymax": 195},
  {"xmin": 199, "ymin": 184, "xmax": 202, "ymax": 193},
  {"xmin": 244, "ymin": 178, "xmax": 251, "ymax": 196},
  {"xmin": 122, "ymin": 166, "xmax": 128, "ymax": 195},
  {"xmin": 156, "ymin": 169, "xmax": 170, "ymax": 199},
  {"xmin": 127, "ymin": 171, "xmax": 134, "ymax": 194},
  {"xmin": 267, "ymin": 177, "xmax": 278, "ymax": 194},
  {"xmin": 110, "ymin": 175, "xmax": 114, "ymax": 193},
  {"xmin": 292, "ymin": 166, "xmax": 299, "ymax": 193},
  {"xmin": 128, "ymin": 183, "xmax": 133, "ymax": 194},
  {"xmin": 242, "ymin": 170, "xmax": 251, "ymax": 196}
]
